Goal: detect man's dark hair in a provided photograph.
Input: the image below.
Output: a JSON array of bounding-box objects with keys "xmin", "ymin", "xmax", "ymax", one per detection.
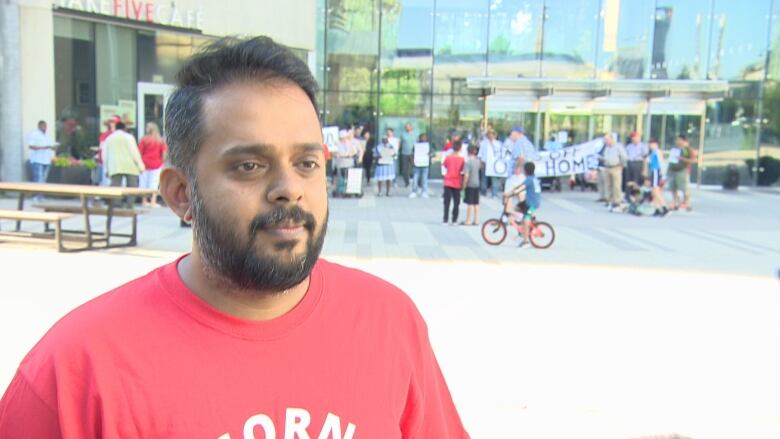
[
  {"xmin": 452, "ymin": 139, "xmax": 462, "ymax": 152},
  {"xmin": 677, "ymin": 134, "xmax": 687, "ymax": 141},
  {"xmin": 524, "ymin": 161, "xmax": 535, "ymax": 176},
  {"xmin": 467, "ymin": 145, "xmax": 477, "ymax": 155},
  {"xmin": 38, "ymin": 120, "xmax": 46, "ymax": 126},
  {"xmin": 165, "ymin": 36, "xmax": 319, "ymax": 179},
  {"xmin": 115, "ymin": 121, "xmax": 126, "ymax": 131}
]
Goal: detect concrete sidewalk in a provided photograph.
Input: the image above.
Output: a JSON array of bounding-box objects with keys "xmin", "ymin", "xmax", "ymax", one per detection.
[
  {"xmin": 1, "ymin": 183, "xmax": 779, "ymax": 438},
  {"xmin": 3, "ymin": 182, "xmax": 776, "ymax": 277}
]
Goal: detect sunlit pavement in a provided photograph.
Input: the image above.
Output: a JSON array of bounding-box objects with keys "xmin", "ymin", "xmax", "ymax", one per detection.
[{"xmin": 1, "ymin": 185, "xmax": 779, "ymax": 438}]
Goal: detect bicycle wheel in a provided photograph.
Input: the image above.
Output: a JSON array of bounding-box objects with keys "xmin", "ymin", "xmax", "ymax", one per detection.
[
  {"xmin": 481, "ymin": 219, "xmax": 507, "ymax": 245},
  {"xmin": 529, "ymin": 221, "xmax": 555, "ymax": 249}
]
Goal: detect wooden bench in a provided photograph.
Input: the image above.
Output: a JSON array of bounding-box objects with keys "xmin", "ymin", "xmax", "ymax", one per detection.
[
  {"xmin": 0, "ymin": 209, "xmax": 73, "ymax": 252},
  {"xmin": 32, "ymin": 204, "xmax": 139, "ymax": 246}
]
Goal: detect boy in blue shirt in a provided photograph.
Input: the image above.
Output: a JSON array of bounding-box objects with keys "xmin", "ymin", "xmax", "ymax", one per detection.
[{"xmin": 504, "ymin": 161, "xmax": 541, "ymax": 248}]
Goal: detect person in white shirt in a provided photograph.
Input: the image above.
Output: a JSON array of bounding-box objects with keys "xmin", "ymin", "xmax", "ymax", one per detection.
[{"xmin": 27, "ymin": 120, "xmax": 56, "ymax": 185}]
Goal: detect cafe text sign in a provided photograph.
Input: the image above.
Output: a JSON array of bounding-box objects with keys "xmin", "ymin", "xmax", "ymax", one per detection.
[{"xmin": 58, "ymin": 0, "xmax": 204, "ymax": 30}]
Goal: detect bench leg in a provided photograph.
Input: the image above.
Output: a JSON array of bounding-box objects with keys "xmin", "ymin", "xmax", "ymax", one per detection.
[
  {"xmin": 15, "ymin": 193, "xmax": 26, "ymax": 232},
  {"xmin": 55, "ymin": 219, "xmax": 64, "ymax": 252},
  {"xmin": 129, "ymin": 214, "xmax": 138, "ymax": 246},
  {"xmin": 81, "ymin": 194, "xmax": 93, "ymax": 248}
]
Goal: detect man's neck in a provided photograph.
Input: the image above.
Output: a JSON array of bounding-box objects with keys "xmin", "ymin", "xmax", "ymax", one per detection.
[{"xmin": 177, "ymin": 252, "xmax": 310, "ymax": 321}]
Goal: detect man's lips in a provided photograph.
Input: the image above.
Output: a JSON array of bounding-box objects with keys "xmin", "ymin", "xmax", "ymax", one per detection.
[{"xmin": 262, "ymin": 222, "xmax": 307, "ymax": 237}]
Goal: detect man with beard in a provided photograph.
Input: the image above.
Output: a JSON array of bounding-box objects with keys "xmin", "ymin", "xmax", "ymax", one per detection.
[{"xmin": 0, "ymin": 37, "xmax": 468, "ymax": 439}]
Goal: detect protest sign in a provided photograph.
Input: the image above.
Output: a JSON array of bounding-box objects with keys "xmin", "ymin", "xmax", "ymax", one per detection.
[
  {"xmin": 322, "ymin": 126, "xmax": 339, "ymax": 152},
  {"xmin": 533, "ymin": 139, "xmax": 604, "ymax": 178},
  {"xmin": 413, "ymin": 142, "xmax": 430, "ymax": 167}
]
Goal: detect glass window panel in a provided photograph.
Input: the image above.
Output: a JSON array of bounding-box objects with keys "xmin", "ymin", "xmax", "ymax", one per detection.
[
  {"xmin": 540, "ymin": 0, "xmax": 600, "ymax": 79},
  {"xmin": 95, "ymin": 24, "xmax": 137, "ymax": 110},
  {"xmin": 323, "ymin": 91, "xmax": 377, "ymax": 130},
  {"xmin": 379, "ymin": 92, "xmax": 431, "ymax": 139},
  {"xmin": 708, "ymin": 0, "xmax": 772, "ymax": 80},
  {"xmin": 433, "ymin": 0, "xmax": 489, "ymax": 95},
  {"xmin": 488, "ymin": 110, "xmax": 541, "ymax": 144},
  {"xmin": 316, "ymin": 0, "xmax": 327, "ymax": 87},
  {"xmin": 53, "ymin": 17, "xmax": 97, "ymax": 157},
  {"xmin": 595, "ymin": 0, "xmax": 654, "ymax": 79},
  {"xmin": 651, "ymin": 0, "xmax": 711, "ymax": 79},
  {"xmin": 769, "ymin": 0, "xmax": 780, "ymax": 81},
  {"xmin": 487, "ymin": 0, "xmax": 543, "ymax": 78},
  {"xmin": 380, "ymin": 0, "xmax": 434, "ymax": 95},
  {"xmin": 326, "ymin": 0, "xmax": 380, "ymax": 92}
]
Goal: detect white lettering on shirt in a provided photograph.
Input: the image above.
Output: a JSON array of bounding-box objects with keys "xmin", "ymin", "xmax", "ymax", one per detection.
[
  {"xmin": 284, "ymin": 408, "xmax": 311, "ymax": 439},
  {"xmin": 218, "ymin": 408, "xmax": 356, "ymax": 439}
]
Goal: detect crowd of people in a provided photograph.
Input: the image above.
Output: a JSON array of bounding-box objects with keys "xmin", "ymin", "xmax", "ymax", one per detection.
[
  {"xmin": 327, "ymin": 121, "xmax": 697, "ymax": 227},
  {"xmin": 26, "ymin": 117, "xmax": 168, "ymax": 207},
  {"xmin": 593, "ymin": 132, "xmax": 697, "ymax": 217}
]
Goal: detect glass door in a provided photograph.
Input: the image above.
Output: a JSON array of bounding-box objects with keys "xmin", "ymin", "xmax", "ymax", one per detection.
[{"xmin": 136, "ymin": 82, "xmax": 175, "ymax": 139}]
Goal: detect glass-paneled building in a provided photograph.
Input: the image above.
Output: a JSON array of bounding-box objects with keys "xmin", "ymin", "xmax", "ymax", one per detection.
[{"xmin": 315, "ymin": 0, "xmax": 780, "ymax": 186}]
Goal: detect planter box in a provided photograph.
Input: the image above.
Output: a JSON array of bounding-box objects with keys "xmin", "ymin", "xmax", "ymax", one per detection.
[{"xmin": 47, "ymin": 165, "xmax": 93, "ymax": 185}]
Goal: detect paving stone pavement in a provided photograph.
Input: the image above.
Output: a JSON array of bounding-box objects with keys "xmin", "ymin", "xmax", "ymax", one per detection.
[{"xmin": 1, "ymin": 182, "xmax": 778, "ymax": 277}]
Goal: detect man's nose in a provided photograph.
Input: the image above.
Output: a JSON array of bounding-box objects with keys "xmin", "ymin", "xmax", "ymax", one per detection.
[{"xmin": 266, "ymin": 165, "xmax": 305, "ymax": 204}]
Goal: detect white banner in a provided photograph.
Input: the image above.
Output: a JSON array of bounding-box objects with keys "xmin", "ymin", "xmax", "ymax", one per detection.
[{"xmin": 534, "ymin": 139, "xmax": 604, "ymax": 177}]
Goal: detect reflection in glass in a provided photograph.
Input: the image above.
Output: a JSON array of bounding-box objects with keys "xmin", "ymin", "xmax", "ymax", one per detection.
[
  {"xmin": 53, "ymin": 17, "xmax": 97, "ymax": 154},
  {"xmin": 703, "ymin": 83, "xmax": 761, "ymax": 185},
  {"xmin": 651, "ymin": 0, "xmax": 711, "ymax": 80},
  {"xmin": 327, "ymin": 0, "xmax": 380, "ymax": 92},
  {"xmin": 324, "ymin": 91, "xmax": 377, "ymax": 131},
  {"xmin": 433, "ymin": 0, "xmax": 489, "ymax": 94},
  {"xmin": 595, "ymin": 0, "xmax": 653, "ymax": 79},
  {"xmin": 487, "ymin": 0, "xmax": 542, "ymax": 77},
  {"xmin": 540, "ymin": 0, "xmax": 599, "ymax": 78},
  {"xmin": 708, "ymin": 0, "xmax": 772, "ymax": 80}
]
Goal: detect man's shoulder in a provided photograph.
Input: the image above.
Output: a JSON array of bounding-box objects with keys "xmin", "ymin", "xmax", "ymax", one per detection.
[
  {"xmin": 19, "ymin": 266, "xmax": 166, "ymax": 367},
  {"xmin": 317, "ymin": 259, "xmax": 418, "ymax": 314}
]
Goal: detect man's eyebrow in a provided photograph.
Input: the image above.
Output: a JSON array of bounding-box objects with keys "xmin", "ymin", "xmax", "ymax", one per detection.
[{"xmin": 221, "ymin": 142, "xmax": 323, "ymax": 158}]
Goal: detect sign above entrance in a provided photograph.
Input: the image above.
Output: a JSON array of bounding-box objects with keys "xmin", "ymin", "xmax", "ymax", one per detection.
[{"xmin": 58, "ymin": 0, "xmax": 204, "ymax": 30}]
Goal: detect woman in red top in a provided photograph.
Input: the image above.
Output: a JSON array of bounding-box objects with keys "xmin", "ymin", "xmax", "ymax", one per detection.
[
  {"xmin": 137, "ymin": 122, "xmax": 168, "ymax": 207},
  {"xmin": 442, "ymin": 139, "xmax": 465, "ymax": 225}
]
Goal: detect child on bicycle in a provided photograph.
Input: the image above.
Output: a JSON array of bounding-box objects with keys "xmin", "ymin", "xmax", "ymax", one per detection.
[{"xmin": 503, "ymin": 160, "xmax": 541, "ymax": 248}]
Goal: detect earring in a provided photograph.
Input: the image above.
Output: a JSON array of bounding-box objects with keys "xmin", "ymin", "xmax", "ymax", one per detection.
[{"xmin": 183, "ymin": 208, "xmax": 192, "ymax": 222}]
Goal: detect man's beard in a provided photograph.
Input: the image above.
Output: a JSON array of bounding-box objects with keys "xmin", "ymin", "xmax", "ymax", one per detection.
[{"xmin": 190, "ymin": 181, "xmax": 327, "ymax": 294}]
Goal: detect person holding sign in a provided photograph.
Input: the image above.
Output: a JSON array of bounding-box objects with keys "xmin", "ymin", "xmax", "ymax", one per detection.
[
  {"xmin": 478, "ymin": 128, "xmax": 509, "ymax": 198},
  {"xmin": 375, "ymin": 136, "xmax": 397, "ymax": 196},
  {"xmin": 26, "ymin": 120, "xmax": 56, "ymax": 185},
  {"xmin": 410, "ymin": 133, "xmax": 432, "ymax": 198}
]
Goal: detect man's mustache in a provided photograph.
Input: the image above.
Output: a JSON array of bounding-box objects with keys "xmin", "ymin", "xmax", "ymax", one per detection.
[{"xmin": 249, "ymin": 206, "xmax": 316, "ymax": 236}]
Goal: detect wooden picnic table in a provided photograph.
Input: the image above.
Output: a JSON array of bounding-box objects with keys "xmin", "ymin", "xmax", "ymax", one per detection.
[{"xmin": 0, "ymin": 182, "xmax": 158, "ymax": 251}]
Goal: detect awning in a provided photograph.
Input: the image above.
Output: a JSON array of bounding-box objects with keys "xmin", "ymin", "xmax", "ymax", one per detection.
[{"xmin": 466, "ymin": 77, "xmax": 730, "ymax": 115}]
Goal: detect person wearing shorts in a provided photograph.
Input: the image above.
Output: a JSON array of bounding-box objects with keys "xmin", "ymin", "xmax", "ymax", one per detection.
[
  {"xmin": 138, "ymin": 122, "xmax": 167, "ymax": 207},
  {"xmin": 462, "ymin": 144, "xmax": 481, "ymax": 225},
  {"xmin": 647, "ymin": 140, "xmax": 669, "ymax": 216},
  {"xmin": 504, "ymin": 161, "xmax": 540, "ymax": 248}
]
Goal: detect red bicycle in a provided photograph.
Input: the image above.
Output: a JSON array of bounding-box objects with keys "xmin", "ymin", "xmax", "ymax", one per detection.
[{"xmin": 481, "ymin": 211, "xmax": 556, "ymax": 249}]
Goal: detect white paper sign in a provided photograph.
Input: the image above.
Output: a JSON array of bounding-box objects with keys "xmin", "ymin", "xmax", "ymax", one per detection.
[
  {"xmin": 378, "ymin": 146, "xmax": 395, "ymax": 165},
  {"xmin": 668, "ymin": 148, "xmax": 681, "ymax": 164},
  {"xmin": 413, "ymin": 142, "xmax": 430, "ymax": 167},
  {"xmin": 322, "ymin": 126, "xmax": 339, "ymax": 152}
]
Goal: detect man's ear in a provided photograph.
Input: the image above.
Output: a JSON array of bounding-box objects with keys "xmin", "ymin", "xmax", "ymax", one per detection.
[{"xmin": 159, "ymin": 168, "xmax": 192, "ymax": 221}]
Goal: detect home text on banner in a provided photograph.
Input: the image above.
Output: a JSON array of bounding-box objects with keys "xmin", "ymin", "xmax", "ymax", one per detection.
[{"xmin": 534, "ymin": 139, "xmax": 604, "ymax": 178}]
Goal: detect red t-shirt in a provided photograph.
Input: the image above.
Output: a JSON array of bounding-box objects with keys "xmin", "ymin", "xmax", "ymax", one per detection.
[
  {"xmin": 138, "ymin": 136, "xmax": 167, "ymax": 170},
  {"xmin": 0, "ymin": 257, "xmax": 468, "ymax": 438},
  {"xmin": 443, "ymin": 154, "xmax": 465, "ymax": 189}
]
